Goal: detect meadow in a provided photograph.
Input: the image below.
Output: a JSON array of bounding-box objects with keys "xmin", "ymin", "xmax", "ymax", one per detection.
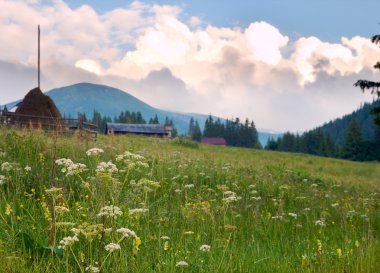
[{"xmin": 0, "ymin": 129, "xmax": 379, "ymax": 272}]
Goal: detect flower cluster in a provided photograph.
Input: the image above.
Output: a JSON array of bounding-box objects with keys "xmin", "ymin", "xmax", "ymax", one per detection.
[
  {"xmin": 58, "ymin": 235, "xmax": 79, "ymax": 249},
  {"xmin": 86, "ymin": 148, "xmax": 104, "ymax": 156},
  {"xmin": 96, "ymin": 161, "xmax": 118, "ymax": 174},
  {"xmin": 200, "ymin": 244, "xmax": 211, "ymax": 252},
  {"xmin": 55, "ymin": 158, "xmax": 86, "ymax": 176},
  {"xmin": 98, "ymin": 205, "xmax": 123, "ymax": 218},
  {"xmin": 128, "ymin": 208, "xmax": 149, "ymax": 216},
  {"xmin": 105, "ymin": 243, "xmax": 121, "ymax": 253},
  {"xmin": 116, "ymin": 228, "xmax": 137, "ymax": 238}
]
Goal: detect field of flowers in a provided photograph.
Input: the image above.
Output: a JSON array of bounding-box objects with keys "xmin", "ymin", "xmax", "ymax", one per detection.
[{"xmin": 0, "ymin": 129, "xmax": 379, "ymax": 272}]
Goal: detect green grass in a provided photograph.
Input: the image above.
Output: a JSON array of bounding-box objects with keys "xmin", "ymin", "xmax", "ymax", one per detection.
[{"xmin": 0, "ymin": 129, "xmax": 379, "ymax": 272}]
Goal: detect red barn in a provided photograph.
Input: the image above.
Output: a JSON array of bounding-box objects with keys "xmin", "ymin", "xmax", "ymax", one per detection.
[{"xmin": 201, "ymin": 137, "xmax": 227, "ymax": 146}]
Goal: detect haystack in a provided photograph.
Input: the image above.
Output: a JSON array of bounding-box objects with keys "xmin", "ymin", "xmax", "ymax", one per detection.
[{"xmin": 16, "ymin": 87, "xmax": 61, "ymax": 118}]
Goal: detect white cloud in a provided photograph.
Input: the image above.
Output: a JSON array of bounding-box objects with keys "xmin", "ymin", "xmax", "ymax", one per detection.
[{"xmin": 1, "ymin": 0, "xmax": 379, "ymax": 132}]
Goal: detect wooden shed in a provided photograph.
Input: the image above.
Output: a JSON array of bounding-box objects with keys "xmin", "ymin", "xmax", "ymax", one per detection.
[
  {"xmin": 201, "ymin": 137, "xmax": 227, "ymax": 146},
  {"xmin": 106, "ymin": 123, "xmax": 172, "ymax": 138}
]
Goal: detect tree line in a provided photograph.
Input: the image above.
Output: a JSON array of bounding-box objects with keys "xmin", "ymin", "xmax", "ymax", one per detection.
[
  {"xmin": 266, "ymin": 117, "xmax": 380, "ymax": 161},
  {"xmin": 70, "ymin": 110, "xmax": 177, "ymax": 137},
  {"xmin": 188, "ymin": 115, "xmax": 260, "ymax": 149}
]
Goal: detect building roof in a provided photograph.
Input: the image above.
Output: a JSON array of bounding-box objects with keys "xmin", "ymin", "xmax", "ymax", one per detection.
[
  {"xmin": 106, "ymin": 123, "xmax": 171, "ymax": 134},
  {"xmin": 201, "ymin": 137, "xmax": 227, "ymax": 145}
]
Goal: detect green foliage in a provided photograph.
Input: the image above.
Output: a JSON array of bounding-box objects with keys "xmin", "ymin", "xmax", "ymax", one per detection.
[{"xmin": 0, "ymin": 129, "xmax": 379, "ymax": 272}]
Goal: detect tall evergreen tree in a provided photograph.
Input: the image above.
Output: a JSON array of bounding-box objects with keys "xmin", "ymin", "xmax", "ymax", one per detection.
[{"xmin": 341, "ymin": 118, "xmax": 363, "ymax": 160}]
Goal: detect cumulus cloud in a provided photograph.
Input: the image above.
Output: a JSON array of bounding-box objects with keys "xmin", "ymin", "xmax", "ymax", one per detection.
[{"xmin": 1, "ymin": 0, "xmax": 379, "ymax": 131}]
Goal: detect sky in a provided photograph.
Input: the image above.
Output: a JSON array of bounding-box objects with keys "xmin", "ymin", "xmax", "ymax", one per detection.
[{"xmin": 1, "ymin": 0, "xmax": 380, "ymax": 132}]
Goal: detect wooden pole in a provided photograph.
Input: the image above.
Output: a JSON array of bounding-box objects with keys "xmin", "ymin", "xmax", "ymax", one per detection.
[{"xmin": 38, "ymin": 25, "xmax": 40, "ymax": 89}]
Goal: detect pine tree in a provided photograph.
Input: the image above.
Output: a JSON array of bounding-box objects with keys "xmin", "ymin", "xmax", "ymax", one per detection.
[{"xmin": 341, "ymin": 118, "xmax": 363, "ymax": 160}]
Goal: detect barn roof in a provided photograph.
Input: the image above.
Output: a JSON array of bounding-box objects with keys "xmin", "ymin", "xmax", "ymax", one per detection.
[
  {"xmin": 201, "ymin": 137, "xmax": 227, "ymax": 146},
  {"xmin": 106, "ymin": 123, "xmax": 171, "ymax": 134}
]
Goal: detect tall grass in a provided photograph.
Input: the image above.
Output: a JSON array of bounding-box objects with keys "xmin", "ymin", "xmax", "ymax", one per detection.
[{"xmin": 0, "ymin": 129, "xmax": 379, "ymax": 272}]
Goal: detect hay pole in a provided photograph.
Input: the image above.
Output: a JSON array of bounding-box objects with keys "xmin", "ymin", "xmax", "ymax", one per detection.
[{"xmin": 38, "ymin": 25, "xmax": 40, "ymax": 89}]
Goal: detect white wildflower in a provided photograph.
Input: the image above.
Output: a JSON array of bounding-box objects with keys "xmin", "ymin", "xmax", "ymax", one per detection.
[
  {"xmin": 331, "ymin": 203, "xmax": 339, "ymax": 208},
  {"xmin": 105, "ymin": 243, "xmax": 121, "ymax": 253},
  {"xmin": 251, "ymin": 196, "xmax": 262, "ymax": 201},
  {"xmin": 183, "ymin": 231, "xmax": 194, "ymax": 235},
  {"xmin": 98, "ymin": 205, "xmax": 123, "ymax": 218},
  {"xmin": 104, "ymin": 228, "xmax": 113, "ymax": 233},
  {"xmin": 315, "ymin": 219, "xmax": 326, "ymax": 226},
  {"xmin": 66, "ymin": 163, "xmax": 86, "ymax": 176},
  {"xmin": 175, "ymin": 189, "xmax": 182, "ymax": 194},
  {"xmin": 0, "ymin": 175, "xmax": 6, "ymax": 185},
  {"xmin": 24, "ymin": 166, "xmax": 31, "ymax": 172},
  {"xmin": 55, "ymin": 206, "xmax": 69, "ymax": 214},
  {"xmin": 96, "ymin": 161, "xmax": 118, "ymax": 174},
  {"xmin": 129, "ymin": 208, "xmax": 149, "ymax": 216},
  {"xmin": 116, "ymin": 228, "xmax": 137, "ymax": 238},
  {"xmin": 199, "ymin": 244, "xmax": 211, "ymax": 252},
  {"xmin": 59, "ymin": 235, "xmax": 79, "ymax": 249},
  {"xmin": 288, "ymin": 213, "xmax": 298, "ymax": 219},
  {"xmin": 222, "ymin": 195, "xmax": 241, "ymax": 204},
  {"xmin": 223, "ymin": 191, "xmax": 236, "ymax": 196},
  {"xmin": 184, "ymin": 184, "xmax": 194, "ymax": 189},
  {"xmin": 71, "ymin": 228, "xmax": 81, "ymax": 235},
  {"xmin": 161, "ymin": 236, "xmax": 170, "ymax": 240},
  {"xmin": 86, "ymin": 148, "xmax": 104, "ymax": 156},
  {"xmin": 1, "ymin": 162, "xmax": 16, "ymax": 172},
  {"xmin": 176, "ymin": 261, "xmax": 189, "ymax": 267},
  {"xmin": 85, "ymin": 266, "xmax": 100, "ymax": 273}
]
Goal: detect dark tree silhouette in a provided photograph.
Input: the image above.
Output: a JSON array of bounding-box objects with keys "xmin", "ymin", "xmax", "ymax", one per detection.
[{"xmin": 354, "ymin": 31, "xmax": 380, "ymax": 125}]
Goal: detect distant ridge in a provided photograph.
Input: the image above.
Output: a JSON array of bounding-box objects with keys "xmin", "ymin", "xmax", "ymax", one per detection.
[
  {"xmin": 319, "ymin": 99, "xmax": 380, "ymax": 144},
  {"xmin": 3, "ymin": 82, "xmax": 280, "ymax": 145}
]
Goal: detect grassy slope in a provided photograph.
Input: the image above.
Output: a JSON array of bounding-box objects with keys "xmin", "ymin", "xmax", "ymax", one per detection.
[{"xmin": 0, "ymin": 131, "xmax": 379, "ymax": 273}]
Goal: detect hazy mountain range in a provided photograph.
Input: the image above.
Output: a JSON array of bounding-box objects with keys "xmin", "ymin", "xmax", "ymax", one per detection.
[{"xmin": 3, "ymin": 82, "xmax": 281, "ymax": 145}]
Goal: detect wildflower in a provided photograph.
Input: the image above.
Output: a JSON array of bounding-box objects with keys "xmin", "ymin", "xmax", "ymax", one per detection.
[
  {"xmin": 251, "ymin": 196, "xmax": 262, "ymax": 201},
  {"xmin": 164, "ymin": 241, "xmax": 170, "ymax": 251},
  {"xmin": 59, "ymin": 235, "xmax": 79, "ymax": 249},
  {"xmin": 86, "ymin": 148, "xmax": 104, "ymax": 156},
  {"xmin": 5, "ymin": 204, "xmax": 12, "ymax": 215},
  {"xmin": 24, "ymin": 166, "xmax": 31, "ymax": 172},
  {"xmin": 116, "ymin": 228, "xmax": 137, "ymax": 238},
  {"xmin": 96, "ymin": 161, "xmax": 118, "ymax": 174},
  {"xmin": 183, "ymin": 231, "xmax": 194, "ymax": 235},
  {"xmin": 200, "ymin": 244, "xmax": 211, "ymax": 252},
  {"xmin": 105, "ymin": 243, "xmax": 121, "ymax": 253},
  {"xmin": 98, "ymin": 205, "xmax": 123, "ymax": 218},
  {"xmin": 288, "ymin": 213, "xmax": 298, "ymax": 219},
  {"xmin": 45, "ymin": 187, "xmax": 62, "ymax": 195},
  {"xmin": 161, "ymin": 236, "xmax": 170, "ymax": 240},
  {"xmin": 315, "ymin": 219, "xmax": 326, "ymax": 226},
  {"xmin": 175, "ymin": 189, "xmax": 182, "ymax": 194},
  {"xmin": 0, "ymin": 175, "xmax": 6, "ymax": 185},
  {"xmin": 1, "ymin": 162, "xmax": 14, "ymax": 172},
  {"xmin": 184, "ymin": 184, "xmax": 194, "ymax": 189},
  {"xmin": 223, "ymin": 191, "xmax": 236, "ymax": 196},
  {"xmin": 355, "ymin": 240, "xmax": 360, "ymax": 248},
  {"xmin": 133, "ymin": 237, "xmax": 141, "ymax": 254},
  {"xmin": 222, "ymin": 195, "xmax": 241, "ymax": 204},
  {"xmin": 331, "ymin": 203, "xmax": 339, "ymax": 208},
  {"xmin": 66, "ymin": 163, "xmax": 86, "ymax": 176},
  {"xmin": 85, "ymin": 266, "xmax": 100, "ymax": 273},
  {"xmin": 55, "ymin": 206, "xmax": 70, "ymax": 214},
  {"xmin": 129, "ymin": 208, "xmax": 149, "ymax": 216},
  {"xmin": 71, "ymin": 228, "xmax": 81, "ymax": 235},
  {"xmin": 176, "ymin": 261, "xmax": 189, "ymax": 267},
  {"xmin": 336, "ymin": 248, "xmax": 342, "ymax": 258},
  {"xmin": 104, "ymin": 228, "xmax": 113, "ymax": 233}
]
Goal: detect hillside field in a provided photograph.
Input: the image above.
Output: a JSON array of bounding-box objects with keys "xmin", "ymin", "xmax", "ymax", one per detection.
[{"xmin": 0, "ymin": 129, "xmax": 379, "ymax": 272}]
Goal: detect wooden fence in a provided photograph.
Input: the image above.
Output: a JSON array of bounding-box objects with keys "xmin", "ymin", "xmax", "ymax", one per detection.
[{"xmin": 0, "ymin": 111, "xmax": 98, "ymax": 141}]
